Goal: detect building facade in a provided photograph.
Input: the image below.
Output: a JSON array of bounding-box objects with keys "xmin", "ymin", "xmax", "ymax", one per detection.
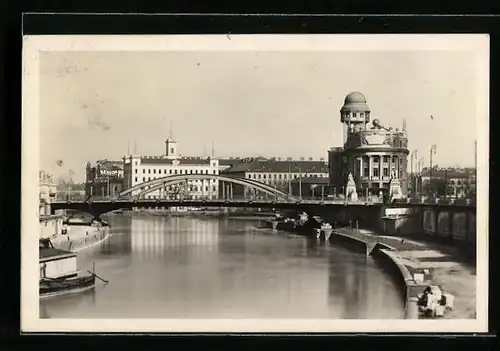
[
  {"xmin": 39, "ymin": 171, "xmax": 57, "ymax": 215},
  {"xmin": 221, "ymin": 158, "xmax": 329, "ymax": 199},
  {"xmin": 328, "ymin": 92, "xmax": 409, "ymax": 198},
  {"xmin": 122, "ymin": 137, "xmax": 223, "ymax": 199},
  {"xmin": 85, "ymin": 159, "xmax": 125, "ymax": 198},
  {"xmin": 418, "ymin": 167, "xmax": 476, "ymax": 199}
]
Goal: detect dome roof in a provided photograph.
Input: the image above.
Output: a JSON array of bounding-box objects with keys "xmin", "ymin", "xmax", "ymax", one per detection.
[
  {"xmin": 344, "ymin": 91, "xmax": 367, "ymax": 104},
  {"xmin": 341, "ymin": 91, "xmax": 370, "ymax": 113}
]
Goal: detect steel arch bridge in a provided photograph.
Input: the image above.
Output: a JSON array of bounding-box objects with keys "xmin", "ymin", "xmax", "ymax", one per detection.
[{"xmin": 117, "ymin": 174, "xmax": 298, "ymax": 201}]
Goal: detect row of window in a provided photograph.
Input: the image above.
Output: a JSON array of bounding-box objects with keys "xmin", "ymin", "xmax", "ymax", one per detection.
[
  {"xmin": 362, "ymin": 155, "xmax": 400, "ymax": 163},
  {"xmin": 139, "ymin": 185, "xmax": 217, "ymax": 192},
  {"xmin": 134, "ymin": 177, "xmax": 216, "ymax": 183},
  {"xmin": 245, "ymin": 173, "xmax": 327, "ymax": 180},
  {"xmin": 135, "ymin": 168, "xmax": 217, "ymax": 175},
  {"xmin": 344, "ymin": 112, "xmax": 369, "ymax": 118},
  {"xmin": 362, "ymin": 167, "xmax": 397, "ymax": 178}
]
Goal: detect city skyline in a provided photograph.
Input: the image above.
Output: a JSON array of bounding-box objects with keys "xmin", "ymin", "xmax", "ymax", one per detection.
[{"xmin": 40, "ymin": 47, "xmax": 481, "ymax": 182}]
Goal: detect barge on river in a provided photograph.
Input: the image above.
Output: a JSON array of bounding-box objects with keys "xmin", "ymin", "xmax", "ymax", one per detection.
[{"xmin": 39, "ymin": 238, "xmax": 95, "ymax": 299}]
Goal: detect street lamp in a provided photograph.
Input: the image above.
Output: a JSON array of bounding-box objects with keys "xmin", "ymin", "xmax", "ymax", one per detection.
[
  {"xmin": 429, "ymin": 144, "xmax": 437, "ymax": 197},
  {"xmin": 410, "ymin": 150, "xmax": 418, "ymax": 198}
]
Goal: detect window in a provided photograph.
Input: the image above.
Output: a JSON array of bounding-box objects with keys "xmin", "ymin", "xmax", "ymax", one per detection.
[
  {"xmin": 170, "ymin": 148, "xmax": 174, "ymax": 154},
  {"xmin": 135, "ymin": 169, "xmax": 138, "ymax": 174},
  {"xmin": 169, "ymin": 169, "xmax": 172, "ymax": 174},
  {"xmin": 174, "ymin": 170, "xmax": 177, "ymax": 174},
  {"xmin": 212, "ymin": 186, "xmax": 216, "ymax": 192},
  {"xmin": 274, "ymin": 174, "xmax": 277, "ymax": 179},
  {"xmin": 135, "ymin": 177, "xmax": 138, "ymax": 182},
  {"xmin": 135, "ymin": 161, "xmax": 138, "ymax": 166},
  {"xmin": 263, "ymin": 174, "xmax": 267, "ymax": 179},
  {"xmin": 353, "ymin": 112, "xmax": 357, "ymax": 117},
  {"xmin": 148, "ymin": 169, "xmax": 151, "ymax": 174},
  {"xmin": 213, "ymin": 170, "xmax": 216, "ymax": 174},
  {"xmin": 190, "ymin": 169, "xmax": 193, "ymax": 174},
  {"xmin": 143, "ymin": 169, "xmax": 145, "ymax": 174},
  {"xmin": 278, "ymin": 174, "xmax": 282, "ymax": 179},
  {"xmin": 148, "ymin": 177, "xmax": 151, "ymax": 181},
  {"xmin": 373, "ymin": 168, "xmax": 379, "ymax": 177},
  {"xmin": 373, "ymin": 156, "xmax": 380, "ymax": 163},
  {"xmin": 153, "ymin": 169, "xmax": 156, "ymax": 174},
  {"xmin": 383, "ymin": 168, "xmax": 389, "ymax": 177},
  {"xmin": 383, "ymin": 156, "xmax": 389, "ymax": 163},
  {"xmin": 258, "ymin": 174, "xmax": 261, "ymax": 179}
]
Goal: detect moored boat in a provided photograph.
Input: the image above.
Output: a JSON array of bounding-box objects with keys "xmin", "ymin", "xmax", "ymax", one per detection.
[{"xmin": 39, "ymin": 238, "xmax": 99, "ymax": 299}]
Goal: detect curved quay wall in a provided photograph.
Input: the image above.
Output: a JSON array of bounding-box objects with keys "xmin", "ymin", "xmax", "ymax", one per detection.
[
  {"xmin": 329, "ymin": 230, "xmax": 425, "ymax": 319},
  {"xmin": 270, "ymin": 224, "xmax": 424, "ymax": 319}
]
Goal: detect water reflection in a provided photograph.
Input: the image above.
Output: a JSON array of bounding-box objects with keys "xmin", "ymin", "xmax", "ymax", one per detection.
[{"xmin": 40, "ymin": 215, "xmax": 404, "ymax": 319}]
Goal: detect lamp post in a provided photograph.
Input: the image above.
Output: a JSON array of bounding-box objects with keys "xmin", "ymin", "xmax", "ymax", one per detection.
[
  {"xmin": 429, "ymin": 145, "xmax": 437, "ymax": 197},
  {"xmin": 410, "ymin": 150, "xmax": 417, "ymax": 198},
  {"xmin": 298, "ymin": 166, "xmax": 302, "ymax": 200}
]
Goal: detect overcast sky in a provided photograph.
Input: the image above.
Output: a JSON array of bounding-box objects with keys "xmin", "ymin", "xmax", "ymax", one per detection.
[{"xmin": 40, "ymin": 49, "xmax": 480, "ymax": 182}]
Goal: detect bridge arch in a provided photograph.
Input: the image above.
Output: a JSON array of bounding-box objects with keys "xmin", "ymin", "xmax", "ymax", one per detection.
[{"xmin": 118, "ymin": 174, "xmax": 297, "ymax": 201}]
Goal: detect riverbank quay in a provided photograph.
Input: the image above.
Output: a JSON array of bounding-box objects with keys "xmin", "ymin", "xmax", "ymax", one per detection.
[
  {"xmin": 120, "ymin": 208, "xmax": 274, "ymax": 221},
  {"xmin": 333, "ymin": 228, "xmax": 476, "ymax": 319}
]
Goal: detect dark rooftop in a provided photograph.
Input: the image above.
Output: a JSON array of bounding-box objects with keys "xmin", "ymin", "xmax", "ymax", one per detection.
[
  {"xmin": 223, "ymin": 160, "xmax": 329, "ymax": 174},
  {"xmin": 140, "ymin": 157, "xmax": 210, "ymax": 165}
]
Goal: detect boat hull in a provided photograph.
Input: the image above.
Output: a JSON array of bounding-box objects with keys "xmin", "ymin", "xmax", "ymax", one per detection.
[{"xmin": 40, "ymin": 275, "xmax": 95, "ymax": 299}]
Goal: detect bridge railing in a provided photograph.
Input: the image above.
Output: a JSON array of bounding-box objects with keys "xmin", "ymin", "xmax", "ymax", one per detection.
[{"xmin": 53, "ymin": 194, "xmax": 476, "ymax": 207}]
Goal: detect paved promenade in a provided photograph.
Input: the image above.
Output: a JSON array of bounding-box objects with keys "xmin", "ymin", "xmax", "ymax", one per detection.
[{"xmin": 335, "ymin": 228, "xmax": 476, "ymax": 319}]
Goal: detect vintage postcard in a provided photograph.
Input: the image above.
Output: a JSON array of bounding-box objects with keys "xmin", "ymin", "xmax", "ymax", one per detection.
[{"xmin": 22, "ymin": 34, "xmax": 489, "ymax": 333}]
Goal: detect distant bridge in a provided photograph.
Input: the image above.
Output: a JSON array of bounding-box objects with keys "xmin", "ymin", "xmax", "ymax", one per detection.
[
  {"xmin": 51, "ymin": 174, "xmax": 476, "ymax": 218},
  {"xmin": 117, "ymin": 173, "xmax": 297, "ymax": 201}
]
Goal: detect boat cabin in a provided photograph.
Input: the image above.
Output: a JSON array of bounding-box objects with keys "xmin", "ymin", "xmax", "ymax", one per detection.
[{"xmin": 39, "ymin": 238, "xmax": 78, "ymax": 280}]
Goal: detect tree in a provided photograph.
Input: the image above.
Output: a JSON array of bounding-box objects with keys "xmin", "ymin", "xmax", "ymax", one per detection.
[{"xmin": 422, "ymin": 178, "xmax": 447, "ymax": 197}]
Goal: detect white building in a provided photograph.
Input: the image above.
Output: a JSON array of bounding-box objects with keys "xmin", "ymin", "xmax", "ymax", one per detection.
[{"xmin": 122, "ymin": 137, "xmax": 222, "ymax": 199}]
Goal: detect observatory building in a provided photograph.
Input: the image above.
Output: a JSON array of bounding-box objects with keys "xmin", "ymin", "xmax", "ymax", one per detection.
[{"xmin": 328, "ymin": 92, "xmax": 409, "ymax": 199}]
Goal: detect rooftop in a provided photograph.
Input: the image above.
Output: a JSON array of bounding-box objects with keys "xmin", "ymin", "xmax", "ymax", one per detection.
[
  {"xmin": 223, "ymin": 160, "xmax": 329, "ymax": 174},
  {"xmin": 39, "ymin": 247, "xmax": 76, "ymax": 261},
  {"xmin": 140, "ymin": 157, "xmax": 211, "ymax": 165},
  {"xmin": 420, "ymin": 168, "xmax": 476, "ymax": 179}
]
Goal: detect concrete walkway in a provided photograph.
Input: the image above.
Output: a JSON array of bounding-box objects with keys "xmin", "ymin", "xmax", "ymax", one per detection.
[{"xmin": 335, "ymin": 228, "xmax": 476, "ymax": 319}]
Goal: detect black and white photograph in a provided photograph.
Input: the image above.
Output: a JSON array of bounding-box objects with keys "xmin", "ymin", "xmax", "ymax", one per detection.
[{"xmin": 22, "ymin": 34, "xmax": 489, "ymax": 333}]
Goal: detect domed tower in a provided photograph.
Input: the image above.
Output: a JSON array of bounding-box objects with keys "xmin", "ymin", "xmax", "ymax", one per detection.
[
  {"xmin": 328, "ymin": 91, "xmax": 409, "ymax": 199},
  {"xmin": 340, "ymin": 92, "xmax": 371, "ymax": 145}
]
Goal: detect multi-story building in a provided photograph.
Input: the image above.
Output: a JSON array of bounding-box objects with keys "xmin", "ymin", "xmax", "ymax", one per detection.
[
  {"xmin": 85, "ymin": 159, "xmax": 124, "ymax": 198},
  {"xmin": 122, "ymin": 137, "xmax": 223, "ymax": 199},
  {"xmin": 328, "ymin": 92, "xmax": 410, "ymax": 198},
  {"xmin": 39, "ymin": 171, "xmax": 57, "ymax": 215},
  {"xmin": 221, "ymin": 158, "xmax": 329, "ymax": 199},
  {"xmin": 418, "ymin": 167, "xmax": 476, "ymax": 199},
  {"xmin": 289, "ymin": 177, "xmax": 330, "ymax": 199}
]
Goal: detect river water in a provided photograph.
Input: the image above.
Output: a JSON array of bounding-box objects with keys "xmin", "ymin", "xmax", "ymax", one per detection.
[{"xmin": 40, "ymin": 215, "xmax": 404, "ymax": 319}]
